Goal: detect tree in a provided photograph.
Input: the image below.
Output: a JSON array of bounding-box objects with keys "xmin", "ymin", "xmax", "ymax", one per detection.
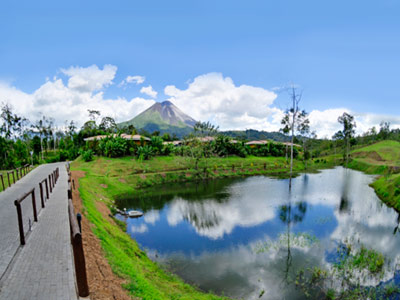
[
  {"xmin": 88, "ymin": 109, "xmax": 100, "ymax": 122},
  {"xmin": 378, "ymin": 121, "xmax": 390, "ymax": 140},
  {"xmin": 32, "ymin": 116, "xmax": 51, "ymax": 160},
  {"xmin": 194, "ymin": 121, "xmax": 219, "ymax": 137},
  {"xmin": 99, "ymin": 116, "xmax": 117, "ymax": 133},
  {"xmin": 0, "ymin": 103, "xmax": 28, "ymax": 140},
  {"xmin": 280, "ymin": 87, "xmax": 309, "ymax": 188},
  {"xmin": 337, "ymin": 112, "xmax": 356, "ymax": 166}
]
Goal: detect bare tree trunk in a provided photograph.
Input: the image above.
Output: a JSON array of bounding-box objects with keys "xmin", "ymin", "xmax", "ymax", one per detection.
[
  {"xmin": 40, "ymin": 135, "xmax": 43, "ymax": 161},
  {"xmin": 289, "ymin": 96, "xmax": 295, "ymax": 189},
  {"xmin": 285, "ymin": 144, "xmax": 288, "ymax": 162}
]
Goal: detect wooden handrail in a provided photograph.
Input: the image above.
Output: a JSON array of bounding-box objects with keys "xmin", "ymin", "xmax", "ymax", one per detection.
[
  {"xmin": 0, "ymin": 174, "xmax": 5, "ymax": 191},
  {"xmin": 68, "ymin": 196, "xmax": 89, "ymax": 297},
  {"xmin": 7, "ymin": 170, "xmax": 15, "ymax": 187},
  {"xmin": 14, "ymin": 188, "xmax": 37, "ymax": 245}
]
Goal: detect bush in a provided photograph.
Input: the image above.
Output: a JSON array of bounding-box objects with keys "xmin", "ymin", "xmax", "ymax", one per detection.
[
  {"xmin": 99, "ymin": 136, "xmax": 127, "ymax": 157},
  {"xmin": 82, "ymin": 150, "xmax": 94, "ymax": 162},
  {"xmin": 137, "ymin": 145, "xmax": 154, "ymax": 160},
  {"xmin": 150, "ymin": 136, "xmax": 163, "ymax": 154},
  {"xmin": 59, "ymin": 150, "xmax": 69, "ymax": 161}
]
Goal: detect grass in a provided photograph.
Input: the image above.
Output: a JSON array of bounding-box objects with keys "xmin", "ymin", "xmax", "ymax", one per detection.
[
  {"xmin": 348, "ymin": 140, "xmax": 400, "ymax": 211},
  {"xmin": 0, "ymin": 170, "xmax": 16, "ymax": 191},
  {"xmin": 72, "ymin": 154, "xmax": 337, "ymax": 299},
  {"xmin": 350, "ymin": 246, "xmax": 385, "ymax": 274}
]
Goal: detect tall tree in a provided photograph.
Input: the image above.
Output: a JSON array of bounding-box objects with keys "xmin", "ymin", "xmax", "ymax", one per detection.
[
  {"xmin": 0, "ymin": 103, "xmax": 28, "ymax": 140},
  {"xmin": 194, "ymin": 121, "xmax": 219, "ymax": 137},
  {"xmin": 280, "ymin": 87, "xmax": 308, "ymax": 188},
  {"xmin": 337, "ymin": 112, "xmax": 356, "ymax": 166},
  {"xmin": 32, "ymin": 116, "xmax": 49, "ymax": 160},
  {"xmin": 99, "ymin": 116, "xmax": 117, "ymax": 133}
]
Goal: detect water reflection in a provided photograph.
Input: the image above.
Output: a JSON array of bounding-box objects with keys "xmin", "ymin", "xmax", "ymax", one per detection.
[{"xmin": 116, "ymin": 167, "xmax": 400, "ymax": 299}]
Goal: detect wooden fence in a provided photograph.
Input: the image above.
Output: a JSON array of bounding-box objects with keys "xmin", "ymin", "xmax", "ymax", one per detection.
[
  {"xmin": 2, "ymin": 164, "xmax": 31, "ymax": 191},
  {"xmin": 67, "ymin": 172, "xmax": 89, "ymax": 297},
  {"xmin": 13, "ymin": 167, "xmax": 59, "ymax": 246}
]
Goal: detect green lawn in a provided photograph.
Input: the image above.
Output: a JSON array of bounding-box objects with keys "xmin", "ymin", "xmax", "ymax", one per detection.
[{"xmin": 348, "ymin": 140, "xmax": 400, "ymax": 210}]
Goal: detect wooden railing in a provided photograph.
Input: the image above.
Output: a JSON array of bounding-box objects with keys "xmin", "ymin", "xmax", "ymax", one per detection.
[
  {"xmin": 14, "ymin": 188, "xmax": 37, "ymax": 245},
  {"xmin": 13, "ymin": 167, "xmax": 59, "ymax": 246},
  {"xmin": 0, "ymin": 174, "xmax": 5, "ymax": 191},
  {"xmin": 2, "ymin": 164, "xmax": 31, "ymax": 191},
  {"xmin": 67, "ymin": 173, "xmax": 89, "ymax": 297}
]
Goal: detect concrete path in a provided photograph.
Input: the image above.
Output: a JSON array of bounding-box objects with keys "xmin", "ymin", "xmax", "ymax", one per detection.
[{"xmin": 0, "ymin": 162, "xmax": 78, "ymax": 300}]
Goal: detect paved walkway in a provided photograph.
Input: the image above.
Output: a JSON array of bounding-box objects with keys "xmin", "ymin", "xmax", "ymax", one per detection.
[{"xmin": 0, "ymin": 162, "xmax": 78, "ymax": 300}]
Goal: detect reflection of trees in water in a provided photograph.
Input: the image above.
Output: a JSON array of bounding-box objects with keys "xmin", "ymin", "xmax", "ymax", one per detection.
[
  {"xmin": 115, "ymin": 177, "xmax": 238, "ymax": 212},
  {"xmin": 339, "ymin": 169, "xmax": 352, "ymax": 214},
  {"xmin": 393, "ymin": 213, "xmax": 400, "ymax": 235},
  {"xmin": 183, "ymin": 208, "xmax": 220, "ymax": 230},
  {"xmin": 278, "ymin": 200, "xmax": 308, "ymax": 282}
]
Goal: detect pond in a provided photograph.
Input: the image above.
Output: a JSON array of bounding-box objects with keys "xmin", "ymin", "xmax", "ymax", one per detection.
[{"xmin": 116, "ymin": 167, "xmax": 400, "ymax": 299}]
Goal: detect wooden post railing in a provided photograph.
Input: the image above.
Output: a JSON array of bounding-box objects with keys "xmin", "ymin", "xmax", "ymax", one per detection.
[
  {"xmin": 7, "ymin": 170, "xmax": 15, "ymax": 187},
  {"xmin": 48, "ymin": 174, "xmax": 52, "ymax": 193},
  {"xmin": 0, "ymin": 174, "xmax": 5, "ymax": 191},
  {"xmin": 68, "ymin": 185, "xmax": 89, "ymax": 297},
  {"xmin": 14, "ymin": 188, "xmax": 37, "ymax": 245}
]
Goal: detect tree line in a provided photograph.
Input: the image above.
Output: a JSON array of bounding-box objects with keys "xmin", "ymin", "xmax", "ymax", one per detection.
[{"xmin": 0, "ymin": 96, "xmax": 399, "ymax": 171}]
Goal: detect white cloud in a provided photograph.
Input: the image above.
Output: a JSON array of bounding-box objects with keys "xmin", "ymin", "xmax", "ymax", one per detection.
[
  {"xmin": 144, "ymin": 210, "xmax": 160, "ymax": 225},
  {"xmin": 130, "ymin": 224, "xmax": 148, "ymax": 233},
  {"xmin": 308, "ymin": 108, "xmax": 400, "ymax": 139},
  {"xmin": 140, "ymin": 85, "xmax": 158, "ymax": 98},
  {"xmin": 0, "ymin": 65, "xmax": 154, "ymax": 128},
  {"xmin": 119, "ymin": 75, "xmax": 145, "ymax": 87},
  {"xmin": 61, "ymin": 64, "xmax": 117, "ymax": 92},
  {"xmin": 165, "ymin": 73, "xmax": 279, "ymax": 130},
  {"xmin": 1, "ymin": 68, "xmax": 399, "ymax": 137}
]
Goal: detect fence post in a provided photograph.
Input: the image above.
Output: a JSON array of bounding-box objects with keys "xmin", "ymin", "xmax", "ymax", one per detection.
[
  {"xmin": 14, "ymin": 201, "xmax": 25, "ymax": 245},
  {"xmin": 39, "ymin": 182, "xmax": 45, "ymax": 208},
  {"xmin": 12, "ymin": 172, "xmax": 15, "ymax": 185},
  {"xmin": 31, "ymin": 189, "xmax": 38, "ymax": 222},
  {"xmin": 16, "ymin": 169, "xmax": 19, "ymax": 181},
  {"xmin": 68, "ymin": 183, "xmax": 72, "ymax": 200},
  {"xmin": 0, "ymin": 174, "xmax": 5, "ymax": 191},
  {"xmin": 45, "ymin": 178, "xmax": 49, "ymax": 199},
  {"xmin": 7, "ymin": 172, "xmax": 11, "ymax": 187},
  {"xmin": 49, "ymin": 175, "xmax": 52, "ymax": 193}
]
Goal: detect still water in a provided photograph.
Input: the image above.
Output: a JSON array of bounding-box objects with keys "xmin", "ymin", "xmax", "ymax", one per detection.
[{"xmin": 116, "ymin": 167, "xmax": 400, "ymax": 299}]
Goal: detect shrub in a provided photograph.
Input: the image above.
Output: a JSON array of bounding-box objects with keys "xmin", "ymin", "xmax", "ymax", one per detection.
[
  {"xmin": 150, "ymin": 136, "xmax": 163, "ymax": 154},
  {"xmin": 137, "ymin": 145, "xmax": 154, "ymax": 160},
  {"xmin": 82, "ymin": 150, "xmax": 94, "ymax": 162},
  {"xmin": 99, "ymin": 136, "xmax": 127, "ymax": 157}
]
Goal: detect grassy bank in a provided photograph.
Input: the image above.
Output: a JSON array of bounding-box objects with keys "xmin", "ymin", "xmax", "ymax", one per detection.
[
  {"xmin": 72, "ymin": 154, "xmax": 336, "ymax": 300},
  {"xmin": 348, "ymin": 140, "xmax": 400, "ymax": 210}
]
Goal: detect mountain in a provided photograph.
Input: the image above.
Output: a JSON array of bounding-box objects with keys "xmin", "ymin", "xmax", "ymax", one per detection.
[{"xmin": 118, "ymin": 101, "xmax": 197, "ymax": 137}]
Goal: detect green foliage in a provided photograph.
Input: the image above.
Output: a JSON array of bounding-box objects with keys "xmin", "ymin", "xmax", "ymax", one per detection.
[
  {"xmin": 99, "ymin": 136, "xmax": 127, "ymax": 157},
  {"xmin": 150, "ymin": 136, "xmax": 163, "ymax": 154},
  {"xmin": 350, "ymin": 246, "xmax": 384, "ymax": 274},
  {"xmin": 137, "ymin": 145, "xmax": 154, "ymax": 161},
  {"xmin": 82, "ymin": 149, "xmax": 94, "ymax": 162}
]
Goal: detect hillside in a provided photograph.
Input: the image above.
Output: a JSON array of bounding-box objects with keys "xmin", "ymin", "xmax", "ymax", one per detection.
[
  {"xmin": 348, "ymin": 140, "xmax": 400, "ymax": 211},
  {"xmin": 351, "ymin": 140, "xmax": 400, "ymax": 169},
  {"xmin": 118, "ymin": 101, "xmax": 196, "ymax": 137}
]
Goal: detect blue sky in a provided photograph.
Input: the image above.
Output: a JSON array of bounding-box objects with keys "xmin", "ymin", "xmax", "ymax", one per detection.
[{"xmin": 1, "ymin": 0, "xmax": 400, "ymax": 137}]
